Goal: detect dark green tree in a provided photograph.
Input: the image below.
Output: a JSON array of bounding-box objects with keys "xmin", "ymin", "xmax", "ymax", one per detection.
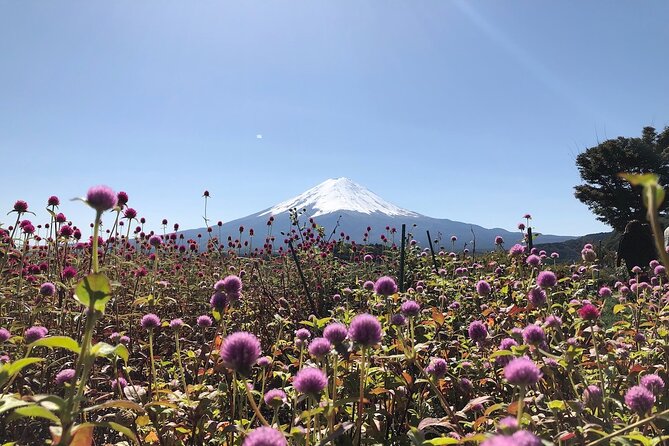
[{"xmin": 574, "ymin": 125, "xmax": 669, "ymax": 232}]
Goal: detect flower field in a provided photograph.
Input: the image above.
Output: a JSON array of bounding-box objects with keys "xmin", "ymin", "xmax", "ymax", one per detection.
[{"xmin": 1, "ymin": 186, "xmax": 668, "ymax": 446}]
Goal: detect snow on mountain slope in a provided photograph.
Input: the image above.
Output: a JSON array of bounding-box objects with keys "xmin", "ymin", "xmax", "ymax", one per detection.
[{"xmin": 259, "ymin": 178, "xmax": 421, "ymax": 218}]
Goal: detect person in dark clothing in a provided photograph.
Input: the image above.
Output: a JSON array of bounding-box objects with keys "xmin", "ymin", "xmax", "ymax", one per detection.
[{"xmin": 616, "ymin": 220, "xmax": 656, "ymax": 275}]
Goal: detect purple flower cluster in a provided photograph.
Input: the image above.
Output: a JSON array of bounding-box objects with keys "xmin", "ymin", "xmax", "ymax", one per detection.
[
  {"xmin": 349, "ymin": 314, "xmax": 382, "ymax": 347},
  {"xmin": 504, "ymin": 357, "xmax": 542, "ymax": 387},
  {"xmin": 374, "ymin": 276, "xmax": 398, "ymax": 296},
  {"xmin": 294, "ymin": 367, "xmax": 327, "ymax": 395},
  {"xmin": 220, "ymin": 332, "xmax": 261, "ymax": 376},
  {"xmin": 468, "ymin": 321, "xmax": 488, "ymax": 344},
  {"xmin": 242, "ymin": 426, "xmax": 287, "ymax": 446}
]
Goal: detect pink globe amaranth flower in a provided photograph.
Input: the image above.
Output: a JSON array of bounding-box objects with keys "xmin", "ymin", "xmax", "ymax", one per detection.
[
  {"xmin": 495, "ymin": 236, "xmax": 504, "ymax": 245},
  {"xmin": 62, "ymin": 266, "xmax": 77, "ymax": 280},
  {"xmin": 497, "ymin": 416, "xmax": 519, "ymax": 433},
  {"xmin": 504, "ymin": 357, "xmax": 542, "ymax": 387},
  {"xmin": 295, "ymin": 328, "xmax": 311, "ymax": 341},
  {"xmin": 545, "ymin": 315, "xmax": 562, "ymax": 328},
  {"xmin": 13, "ymin": 200, "xmax": 28, "ymax": 213},
  {"xmin": 640, "ymin": 374, "xmax": 665, "ymax": 396},
  {"xmin": 39, "ymin": 282, "xmax": 56, "ymax": 296},
  {"xmin": 495, "ymin": 338, "xmax": 519, "ymax": 367},
  {"xmin": 323, "ymin": 323, "xmax": 347, "ymax": 346},
  {"xmin": 242, "ymin": 426, "xmax": 287, "ymax": 446},
  {"xmin": 654, "ymin": 265, "xmax": 666, "ymax": 276},
  {"xmin": 308, "ymin": 337, "xmax": 332, "ymax": 359},
  {"xmin": 481, "ymin": 430, "xmax": 541, "ymax": 446},
  {"xmin": 220, "ymin": 332, "xmax": 261, "ymax": 376},
  {"xmin": 257, "ymin": 356, "xmax": 272, "ymax": 368},
  {"xmin": 140, "ymin": 313, "xmax": 161, "ymax": 330},
  {"xmin": 24, "ymin": 326, "xmax": 48, "ymax": 344},
  {"xmin": 263, "ymin": 388, "xmax": 287, "ymax": 408},
  {"xmin": 526, "ymin": 254, "xmax": 541, "ymax": 267},
  {"xmin": 148, "ymin": 235, "xmax": 162, "ymax": 247},
  {"xmin": 582, "ymin": 248, "xmax": 597, "ymax": 262},
  {"xmin": 293, "ymin": 367, "xmax": 327, "ymax": 395},
  {"xmin": 363, "ymin": 280, "xmax": 374, "ymax": 291},
  {"xmin": 197, "ymin": 314, "xmax": 213, "ymax": 328},
  {"xmin": 86, "ymin": 185, "xmax": 118, "ymax": 212},
  {"xmin": 476, "ymin": 280, "xmax": 491, "ymax": 296},
  {"xmin": 578, "ymin": 304, "xmax": 600, "ymax": 321},
  {"xmin": 169, "ymin": 318, "xmax": 184, "ymax": 329},
  {"xmin": 583, "ymin": 385, "xmax": 603, "ymax": 408},
  {"xmin": 527, "ymin": 287, "xmax": 546, "ymax": 307},
  {"xmin": 120, "ymin": 335, "xmax": 130, "ymax": 345},
  {"xmin": 509, "ymin": 244, "xmax": 525, "ymax": 257},
  {"xmin": 468, "ymin": 320, "xmax": 488, "ymax": 344},
  {"xmin": 0, "ymin": 328, "xmax": 11, "ymax": 343},
  {"xmin": 625, "ymin": 385, "xmax": 655, "ymax": 414},
  {"xmin": 522, "ymin": 324, "xmax": 545, "ymax": 346},
  {"xmin": 47, "ymin": 196, "xmax": 60, "ymax": 207},
  {"xmin": 124, "ymin": 208, "xmax": 137, "ymax": 219},
  {"xmin": 116, "ymin": 191, "xmax": 129, "ymax": 206},
  {"xmin": 631, "ymin": 265, "xmax": 643, "ymax": 274},
  {"xmin": 400, "ymin": 300, "xmax": 421, "ymax": 317},
  {"xmin": 111, "ymin": 377, "xmax": 128, "ymax": 389},
  {"xmin": 54, "ymin": 368, "xmax": 76, "ymax": 385},
  {"xmin": 598, "ymin": 287, "xmax": 612, "ymax": 298},
  {"xmin": 391, "ymin": 313, "xmax": 407, "ymax": 326},
  {"xmin": 349, "ymin": 313, "xmax": 382, "ymax": 347},
  {"xmin": 425, "ymin": 357, "xmax": 447, "ymax": 378},
  {"xmin": 374, "ymin": 276, "xmax": 398, "ymax": 296},
  {"xmin": 210, "ymin": 292, "xmax": 228, "ymax": 310},
  {"xmin": 536, "ymin": 271, "xmax": 557, "ymax": 288}
]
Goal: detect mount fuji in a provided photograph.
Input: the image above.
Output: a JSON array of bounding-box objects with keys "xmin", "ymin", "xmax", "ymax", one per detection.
[{"xmin": 180, "ymin": 178, "xmax": 575, "ymax": 251}]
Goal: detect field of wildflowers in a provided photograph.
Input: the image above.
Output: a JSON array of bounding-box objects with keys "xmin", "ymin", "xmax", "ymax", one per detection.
[{"xmin": 1, "ymin": 184, "xmax": 668, "ymax": 446}]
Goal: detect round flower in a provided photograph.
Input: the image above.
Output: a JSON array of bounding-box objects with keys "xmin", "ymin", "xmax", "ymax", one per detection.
[
  {"xmin": 220, "ymin": 332, "xmax": 261, "ymax": 376},
  {"xmin": 215, "ymin": 275, "xmax": 243, "ymax": 298},
  {"xmin": 425, "ymin": 358, "xmax": 447, "ymax": 378},
  {"xmin": 468, "ymin": 320, "xmax": 488, "ymax": 343},
  {"xmin": 148, "ymin": 235, "xmax": 162, "ymax": 247},
  {"xmin": 111, "ymin": 377, "xmax": 128, "ymax": 389},
  {"xmin": 39, "ymin": 282, "xmax": 56, "ymax": 296},
  {"xmin": 210, "ymin": 292, "xmax": 228, "ymax": 310},
  {"xmin": 504, "ymin": 357, "xmax": 542, "ymax": 387},
  {"xmin": 308, "ymin": 337, "xmax": 332, "ymax": 359},
  {"xmin": 116, "ymin": 191, "xmax": 129, "ymax": 206},
  {"xmin": 243, "ymin": 426, "xmax": 287, "ymax": 446},
  {"xmin": 293, "ymin": 367, "xmax": 327, "ymax": 395},
  {"xmin": 349, "ymin": 314, "xmax": 382, "ymax": 347},
  {"xmin": 536, "ymin": 271, "xmax": 557, "ymax": 288},
  {"xmin": 509, "ymin": 244, "xmax": 525, "ymax": 257},
  {"xmin": 54, "ymin": 368, "xmax": 76, "ymax": 385},
  {"xmin": 0, "ymin": 328, "xmax": 11, "ymax": 343},
  {"xmin": 495, "ymin": 236, "xmax": 504, "ymax": 245},
  {"xmin": 264, "ymin": 388, "xmax": 287, "ymax": 408},
  {"xmin": 13, "ymin": 200, "xmax": 28, "ymax": 213},
  {"xmin": 522, "ymin": 324, "xmax": 545, "ymax": 346},
  {"xmin": 527, "ymin": 287, "xmax": 546, "ymax": 307},
  {"xmin": 545, "ymin": 315, "xmax": 562, "ymax": 328},
  {"xmin": 47, "ymin": 196, "xmax": 60, "ymax": 207},
  {"xmin": 140, "ymin": 313, "xmax": 161, "ymax": 330},
  {"xmin": 482, "ymin": 430, "xmax": 541, "ymax": 446},
  {"xmin": 526, "ymin": 254, "xmax": 541, "ymax": 267},
  {"xmin": 24, "ymin": 326, "xmax": 48, "ymax": 344},
  {"xmin": 197, "ymin": 315, "xmax": 213, "ymax": 327},
  {"xmin": 257, "ymin": 356, "xmax": 272, "ymax": 368},
  {"xmin": 654, "ymin": 265, "xmax": 666, "ymax": 276},
  {"xmin": 363, "ymin": 280, "xmax": 375, "ymax": 291},
  {"xmin": 323, "ymin": 323, "xmax": 348, "ymax": 346},
  {"xmin": 598, "ymin": 287, "xmax": 612, "ymax": 298},
  {"xmin": 169, "ymin": 318, "xmax": 184, "ymax": 329},
  {"xmin": 295, "ymin": 328, "xmax": 311, "ymax": 341},
  {"xmin": 86, "ymin": 185, "xmax": 118, "ymax": 212},
  {"xmin": 476, "ymin": 280, "xmax": 491, "ymax": 296},
  {"xmin": 391, "ymin": 314, "xmax": 407, "ymax": 326},
  {"xmin": 374, "ymin": 276, "xmax": 398, "ymax": 296},
  {"xmin": 625, "ymin": 385, "xmax": 655, "ymax": 415},
  {"xmin": 640, "ymin": 374, "xmax": 665, "ymax": 396},
  {"xmin": 583, "ymin": 385, "xmax": 603, "ymax": 408},
  {"xmin": 497, "ymin": 416, "xmax": 519, "ymax": 433},
  {"xmin": 578, "ymin": 304, "xmax": 600, "ymax": 321},
  {"xmin": 400, "ymin": 300, "xmax": 421, "ymax": 317}
]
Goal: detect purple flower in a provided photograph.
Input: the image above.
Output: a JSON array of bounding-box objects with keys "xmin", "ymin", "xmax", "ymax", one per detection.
[
  {"xmin": 526, "ymin": 255, "xmax": 541, "ymax": 267},
  {"xmin": 116, "ymin": 191, "xmax": 129, "ymax": 206},
  {"xmin": 210, "ymin": 292, "xmax": 228, "ymax": 310},
  {"xmin": 169, "ymin": 318, "xmax": 184, "ymax": 329},
  {"xmin": 220, "ymin": 332, "xmax": 261, "ymax": 376},
  {"xmin": 86, "ymin": 185, "xmax": 118, "ymax": 212},
  {"xmin": 536, "ymin": 271, "xmax": 557, "ymax": 288},
  {"xmin": 257, "ymin": 356, "xmax": 272, "ymax": 368},
  {"xmin": 482, "ymin": 431, "xmax": 541, "ymax": 446},
  {"xmin": 197, "ymin": 315, "xmax": 213, "ymax": 327},
  {"xmin": 625, "ymin": 385, "xmax": 655, "ymax": 414},
  {"xmin": 374, "ymin": 276, "xmax": 398, "ymax": 296},
  {"xmin": 468, "ymin": 320, "xmax": 488, "ymax": 343},
  {"xmin": 149, "ymin": 235, "xmax": 162, "ymax": 247},
  {"xmin": 522, "ymin": 325, "xmax": 545, "ymax": 346},
  {"xmin": 39, "ymin": 282, "xmax": 56, "ymax": 297},
  {"xmin": 640, "ymin": 374, "xmax": 665, "ymax": 396},
  {"xmin": 400, "ymin": 300, "xmax": 421, "ymax": 317},
  {"xmin": 243, "ymin": 426, "xmax": 286, "ymax": 446},
  {"xmin": 264, "ymin": 389, "xmax": 287, "ymax": 408},
  {"xmin": 495, "ymin": 236, "xmax": 504, "ymax": 245},
  {"xmin": 323, "ymin": 323, "xmax": 347, "ymax": 346},
  {"xmin": 504, "ymin": 357, "xmax": 542, "ymax": 387},
  {"xmin": 294, "ymin": 367, "xmax": 327, "ymax": 395},
  {"xmin": 476, "ymin": 280, "xmax": 491, "ymax": 296},
  {"xmin": 111, "ymin": 377, "xmax": 128, "ymax": 389},
  {"xmin": 140, "ymin": 313, "xmax": 161, "ymax": 330},
  {"xmin": 654, "ymin": 265, "xmax": 666, "ymax": 276},
  {"xmin": 545, "ymin": 315, "xmax": 562, "ymax": 328},
  {"xmin": 24, "ymin": 326, "xmax": 48, "ymax": 344},
  {"xmin": 349, "ymin": 314, "xmax": 382, "ymax": 347},
  {"xmin": 598, "ymin": 287, "xmax": 612, "ymax": 298},
  {"xmin": 363, "ymin": 280, "xmax": 375, "ymax": 291},
  {"xmin": 295, "ymin": 328, "xmax": 311, "ymax": 341},
  {"xmin": 509, "ymin": 244, "xmax": 525, "ymax": 257},
  {"xmin": 391, "ymin": 314, "xmax": 407, "ymax": 326},
  {"xmin": 425, "ymin": 358, "xmax": 447, "ymax": 378},
  {"xmin": 215, "ymin": 275, "xmax": 243, "ymax": 298},
  {"xmin": 0, "ymin": 328, "xmax": 11, "ymax": 343},
  {"xmin": 583, "ymin": 385, "xmax": 603, "ymax": 408},
  {"xmin": 308, "ymin": 337, "xmax": 332, "ymax": 359},
  {"xmin": 13, "ymin": 200, "xmax": 28, "ymax": 213},
  {"xmin": 527, "ymin": 287, "xmax": 546, "ymax": 307},
  {"xmin": 54, "ymin": 368, "xmax": 76, "ymax": 385},
  {"xmin": 578, "ymin": 304, "xmax": 600, "ymax": 321}
]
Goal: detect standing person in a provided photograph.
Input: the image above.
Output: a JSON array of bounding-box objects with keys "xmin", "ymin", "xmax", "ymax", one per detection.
[
  {"xmin": 616, "ymin": 220, "xmax": 656, "ymax": 275},
  {"xmin": 664, "ymin": 224, "xmax": 669, "ymax": 251}
]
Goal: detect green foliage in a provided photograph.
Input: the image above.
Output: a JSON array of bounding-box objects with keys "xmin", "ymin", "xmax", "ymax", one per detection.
[{"xmin": 574, "ymin": 125, "xmax": 669, "ymax": 231}]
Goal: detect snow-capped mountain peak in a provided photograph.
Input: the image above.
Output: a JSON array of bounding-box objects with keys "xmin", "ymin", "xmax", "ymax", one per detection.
[{"xmin": 259, "ymin": 178, "xmax": 421, "ymax": 218}]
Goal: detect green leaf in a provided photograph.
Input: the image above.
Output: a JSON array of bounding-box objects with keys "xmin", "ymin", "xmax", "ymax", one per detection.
[
  {"xmin": 547, "ymin": 400, "xmax": 566, "ymax": 411},
  {"xmin": 0, "ymin": 358, "xmax": 44, "ymax": 387},
  {"xmin": 84, "ymin": 400, "xmax": 144, "ymax": 413},
  {"xmin": 489, "ymin": 350, "xmax": 514, "ymax": 359},
  {"xmin": 424, "ymin": 438, "xmax": 460, "ymax": 445},
  {"xmin": 0, "ymin": 396, "xmax": 31, "ymax": 415},
  {"xmin": 74, "ymin": 273, "xmax": 112, "ymax": 313},
  {"xmin": 613, "ymin": 304, "xmax": 627, "ymax": 315},
  {"xmin": 12, "ymin": 404, "xmax": 61, "ymax": 424},
  {"xmin": 29, "ymin": 336, "xmax": 80, "ymax": 354},
  {"xmin": 91, "ymin": 342, "xmax": 129, "ymax": 363}
]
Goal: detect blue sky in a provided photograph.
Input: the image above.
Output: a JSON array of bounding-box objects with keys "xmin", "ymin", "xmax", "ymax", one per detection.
[{"xmin": 1, "ymin": 1, "xmax": 667, "ymax": 237}]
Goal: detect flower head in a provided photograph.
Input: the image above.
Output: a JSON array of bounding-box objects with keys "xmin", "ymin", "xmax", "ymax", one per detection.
[
  {"xmin": 13, "ymin": 200, "xmax": 28, "ymax": 213},
  {"xmin": 349, "ymin": 314, "xmax": 382, "ymax": 347},
  {"xmin": 583, "ymin": 385, "xmax": 603, "ymax": 408},
  {"xmin": 468, "ymin": 320, "xmax": 488, "ymax": 344},
  {"xmin": 504, "ymin": 357, "xmax": 542, "ymax": 387},
  {"xmin": 323, "ymin": 322, "xmax": 348, "ymax": 346},
  {"xmin": 425, "ymin": 358, "xmax": 447, "ymax": 378},
  {"xmin": 536, "ymin": 271, "xmax": 557, "ymax": 288},
  {"xmin": 527, "ymin": 287, "xmax": 546, "ymax": 307},
  {"xmin": 295, "ymin": 328, "xmax": 311, "ymax": 341},
  {"xmin": 24, "ymin": 326, "xmax": 48, "ymax": 344},
  {"xmin": 148, "ymin": 235, "xmax": 162, "ymax": 247},
  {"xmin": 0, "ymin": 328, "xmax": 11, "ymax": 343},
  {"xmin": 400, "ymin": 300, "xmax": 421, "ymax": 317},
  {"xmin": 625, "ymin": 385, "xmax": 655, "ymax": 415},
  {"xmin": 86, "ymin": 185, "xmax": 117, "ymax": 212},
  {"xmin": 308, "ymin": 337, "xmax": 332, "ymax": 359},
  {"xmin": 242, "ymin": 426, "xmax": 287, "ymax": 446},
  {"xmin": 578, "ymin": 304, "xmax": 600, "ymax": 321},
  {"xmin": 169, "ymin": 318, "xmax": 184, "ymax": 329},
  {"xmin": 476, "ymin": 280, "xmax": 491, "ymax": 296},
  {"xmin": 215, "ymin": 275, "xmax": 243, "ymax": 298},
  {"xmin": 640, "ymin": 374, "xmax": 665, "ymax": 396},
  {"xmin": 140, "ymin": 313, "xmax": 161, "ymax": 330},
  {"xmin": 481, "ymin": 430, "xmax": 541, "ymax": 446},
  {"xmin": 54, "ymin": 368, "xmax": 76, "ymax": 385},
  {"xmin": 522, "ymin": 324, "xmax": 545, "ymax": 346},
  {"xmin": 264, "ymin": 389, "xmax": 287, "ymax": 408},
  {"xmin": 374, "ymin": 276, "xmax": 398, "ymax": 296},
  {"xmin": 220, "ymin": 332, "xmax": 261, "ymax": 376},
  {"xmin": 197, "ymin": 315, "xmax": 213, "ymax": 327},
  {"xmin": 39, "ymin": 282, "xmax": 56, "ymax": 296},
  {"xmin": 48, "ymin": 196, "xmax": 60, "ymax": 207},
  {"xmin": 294, "ymin": 367, "xmax": 327, "ymax": 395}
]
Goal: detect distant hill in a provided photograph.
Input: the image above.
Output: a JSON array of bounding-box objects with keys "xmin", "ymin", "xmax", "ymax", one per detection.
[{"xmin": 535, "ymin": 231, "xmax": 616, "ymax": 263}]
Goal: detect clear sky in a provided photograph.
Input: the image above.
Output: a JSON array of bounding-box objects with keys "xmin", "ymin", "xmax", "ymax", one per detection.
[{"xmin": 1, "ymin": 1, "xmax": 668, "ymax": 237}]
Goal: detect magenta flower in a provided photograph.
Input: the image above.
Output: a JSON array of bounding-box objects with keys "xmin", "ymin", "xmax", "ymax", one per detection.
[
  {"xmin": 196, "ymin": 315, "xmax": 213, "ymax": 327},
  {"xmin": 425, "ymin": 357, "xmax": 447, "ymax": 378},
  {"xmin": 527, "ymin": 287, "xmax": 546, "ymax": 307},
  {"xmin": 578, "ymin": 304, "xmax": 600, "ymax": 321},
  {"xmin": 215, "ymin": 275, "xmax": 243, "ymax": 297},
  {"xmin": 47, "ymin": 196, "xmax": 60, "ymax": 207},
  {"xmin": 169, "ymin": 318, "xmax": 184, "ymax": 329},
  {"xmin": 400, "ymin": 300, "xmax": 421, "ymax": 317},
  {"xmin": 264, "ymin": 388, "xmax": 287, "ymax": 408},
  {"xmin": 140, "ymin": 313, "xmax": 161, "ymax": 330},
  {"xmin": 374, "ymin": 276, "xmax": 398, "ymax": 296},
  {"xmin": 468, "ymin": 320, "xmax": 488, "ymax": 343},
  {"xmin": 640, "ymin": 374, "xmax": 665, "ymax": 396},
  {"xmin": 625, "ymin": 385, "xmax": 655, "ymax": 414},
  {"xmin": 323, "ymin": 322, "xmax": 348, "ymax": 346},
  {"xmin": 504, "ymin": 357, "xmax": 542, "ymax": 387},
  {"xmin": 308, "ymin": 337, "xmax": 332, "ymax": 359},
  {"xmin": 476, "ymin": 280, "xmax": 491, "ymax": 296},
  {"xmin": 220, "ymin": 332, "xmax": 261, "ymax": 376},
  {"xmin": 295, "ymin": 328, "xmax": 311, "ymax": 341},
  {"xmin": 349, "ymin": 314, "xmax": 382, "ymax": 347},
  {"xmin": 526, "ymin": 255, "xmax": 541, "ymax": 267},
  {"xmin": 0, "ymin": 328, "xmax": 11, "ymax": 343},
  {"xmin": 24, "ymin": 326, "xmax": 48, "ymax": 344},
  {"xmin": 39, "ymin": 282, "xmax": 56, "ymax": 296},
  {"xmin": 86, "ymin": 185, "xmax": 117, "ymax": 212},
  {"xmin": 13, "ymin": 200, "xmax": 28, "ymax": 213},
  {"xmin": 582, "ymin": 385, "xmax": 603, "ymax": 408},
  {"xmin": 522, "ymin": 325, "xmax": 545, "ymax": 346},
  {"xmin": 242, "ymin": 426, "xmax": 287, "ymax": 446},
  {"xmin": 149, "ymin": 235, "xmax": 162, "ymax": 247},
  {"xmin": 54, "ymin": 368, "xmax": 76, "ymax": 385},
  {"xmin": 536, "ymin": 271, "xmax": 557, "ymax": 288},
  {"xmin": 294, "ymin": 367, "xmax": 327, "ymax": 395}
]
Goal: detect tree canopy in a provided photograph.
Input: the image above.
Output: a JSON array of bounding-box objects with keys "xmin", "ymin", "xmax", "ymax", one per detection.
[{"xmin": 574, "ymin": 125, "xmax": 669, "ymax": 232}]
